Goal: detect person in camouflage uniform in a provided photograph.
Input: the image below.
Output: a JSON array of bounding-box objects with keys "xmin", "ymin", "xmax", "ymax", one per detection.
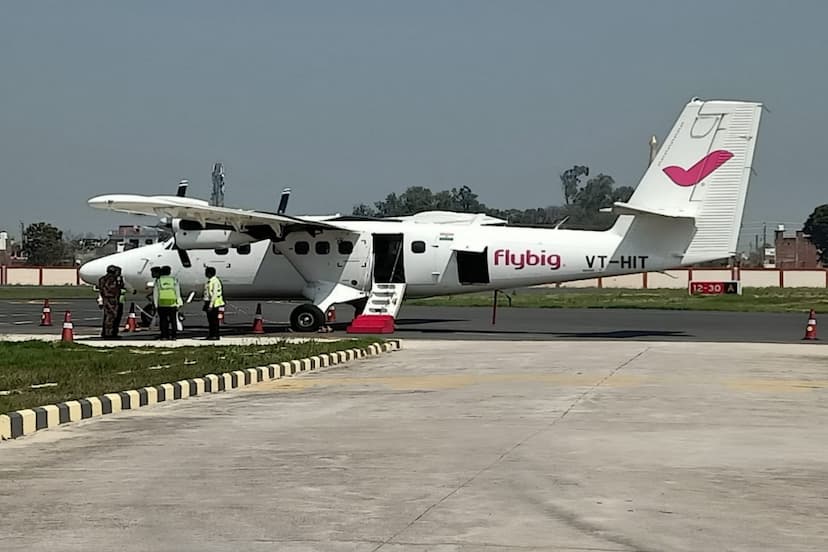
[{"xmin": 98, "ymin": 265, "xmax": 124, "ymax": 338}]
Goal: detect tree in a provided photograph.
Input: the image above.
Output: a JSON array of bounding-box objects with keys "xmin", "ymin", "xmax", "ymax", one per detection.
[
  {"xmin": 24, "ymin": 222, "xmax": 68, "ymax": 266},
  {"xmin": 560, "ymin": 165, "xmax": 590, "ymax": 206},
  {"xmin": 351, "ymin": 165, "xmax": 632, "ymax": 228},
  {"xmin": 451, "ymin": 185, "xmax": 484, "ymax": 212},
  {"xmin": 400, "ymin": 186, "xmax": 436, "ymax": 214},
  {"xmin": 611, "ymin": 185, "xmax": 635, "ymax": 204},
  {"xmin": 356, "ymin": 185, "xmax": 490, "ymax": 217},
  {"xmin": 352, "ymin": 203, "xmax": 377, "ymax": 217},
  {"xmin": 433, "ymin": 190, "xmax": 456, "ymax": 210},
  {"xmin": 373, "ymin": 192, "xmax": 403, "ymax": 217},
  {"xmin": 803, "ymin": 205, "xmax": 828, "ymax": 264}
]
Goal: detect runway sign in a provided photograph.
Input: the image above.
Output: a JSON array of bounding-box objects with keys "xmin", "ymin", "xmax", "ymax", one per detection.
[{"xmin": 689, "ymin": 280, "xmax": 741, "ymax": 295}]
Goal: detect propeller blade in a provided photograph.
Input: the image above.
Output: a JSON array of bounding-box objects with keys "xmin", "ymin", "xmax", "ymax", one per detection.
[
  {"xmin": 277, "ymin": 187, "xmax": 291, "ymax": 214},
  {"xmin": 176, "ymin": 180, "xmax": 189, "ymax": 197}
]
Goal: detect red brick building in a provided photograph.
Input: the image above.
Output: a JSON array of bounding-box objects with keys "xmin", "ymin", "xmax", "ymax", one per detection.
[{"xmin": 772, "ymin": 227, "xmax": 820, "ymax": 268}]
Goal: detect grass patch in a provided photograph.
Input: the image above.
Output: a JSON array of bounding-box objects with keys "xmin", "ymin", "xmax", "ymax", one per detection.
[
  {"xmin": 406, "ymin": 287, "xmax": 828, "ymax": 313},
  {"xmin": 0, "ymin": 338, "xmax": 383, "ymax": 413},
  {"xmin": 0, "ymin": 286, "xmax": 96, "ymax": 300}
]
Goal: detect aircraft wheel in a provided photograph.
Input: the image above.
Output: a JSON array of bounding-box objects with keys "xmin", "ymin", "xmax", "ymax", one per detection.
[{"xmin": 290, "ymin": 304, "xmax": 324, "ymax": 332}]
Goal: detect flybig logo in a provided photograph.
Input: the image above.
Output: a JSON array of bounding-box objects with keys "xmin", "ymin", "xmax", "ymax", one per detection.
[
  {"xmin": 494, "ymin": 249, "xmax": 561, "ymax": 270},
  {"xmin": 663, "ymin": 149, "xmax": 734, "ymax": 187}
]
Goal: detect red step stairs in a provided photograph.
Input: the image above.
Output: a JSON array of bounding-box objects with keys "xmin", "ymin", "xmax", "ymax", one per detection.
[{"xmin": 346, "ymin": 314, "xmax": 395, "ymax": 334}]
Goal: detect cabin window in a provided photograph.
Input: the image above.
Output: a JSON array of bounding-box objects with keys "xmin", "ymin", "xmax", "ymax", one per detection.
[
  {"xmin": 215, "ymin": 248, "xmax": 229, "ymax": 255},
  {"xmin": 411, "ymin": 241, "xmax": 426, "ymax": 254},
  {"xmin": 295, "ymin": 241, "xmax": 310, "ymax": 255},
  {"xmin": 236, "ymin": 244, "xmax": 251, "ymax": 255},
  {"xmin": 316, "ymin": 241, "xmax": 330, "ymax": 255},
  {"xmin": 338, "ymin": 240, "xmax": 354, "ymax": 255}
]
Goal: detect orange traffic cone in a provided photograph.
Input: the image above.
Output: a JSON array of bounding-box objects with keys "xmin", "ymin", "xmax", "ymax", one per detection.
[
  {"xmin": 218, "ymin": 305, "xmax": 225, "ymax": 325},
  {"xmin": 803, "ymin": 309, "xmax": 818, "ymax": 340},
  {"xmin": 40, "ymin": 299, "xmax": 52, "ymax": 326},
  {"xmin": 124, "ymin": 303, "xmax": 137, "ymax": 332},
  {"xmin": 61, "ymin": 311, "xmax": 74, "ymax": 342},
  {"xmin": 252, "ymin": 303, "xmax": 264, "ymax": 334}
]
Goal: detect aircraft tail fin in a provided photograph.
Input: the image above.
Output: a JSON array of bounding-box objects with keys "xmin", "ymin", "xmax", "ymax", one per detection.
[{"xmin": 611, "ymin": 98, "xmax": 763, "ymax": 265}]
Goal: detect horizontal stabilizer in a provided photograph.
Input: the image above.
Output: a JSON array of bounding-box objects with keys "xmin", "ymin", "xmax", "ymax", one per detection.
[{"xmin": 606, "ymin": 202, "xmax": 696, "ymax": 220}]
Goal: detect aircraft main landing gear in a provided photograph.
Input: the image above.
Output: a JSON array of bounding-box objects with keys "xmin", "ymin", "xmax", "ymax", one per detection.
[{"xmin": 290, "ymin": 304, "xmax": 325, "ymax": 333}]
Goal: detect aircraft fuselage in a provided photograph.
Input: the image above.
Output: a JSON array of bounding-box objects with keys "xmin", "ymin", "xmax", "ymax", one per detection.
[{"xmin": 85, "ymin": 219, "xmax": 678, "ymax": 304}]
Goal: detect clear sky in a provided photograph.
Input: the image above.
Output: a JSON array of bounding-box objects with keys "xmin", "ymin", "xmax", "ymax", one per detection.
[{"xmin": 2, "ymin": 1, "xmax": 827, "ymax": 248}]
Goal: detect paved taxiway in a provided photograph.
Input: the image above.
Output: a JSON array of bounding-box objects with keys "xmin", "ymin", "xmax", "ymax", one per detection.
[
  {"xmin": 0, "ymin": 298, "xmax": 821, "ymax": 342},
  {"xmin": 1, "ymin": 340, "xmax": 827, "ymax": 551}
]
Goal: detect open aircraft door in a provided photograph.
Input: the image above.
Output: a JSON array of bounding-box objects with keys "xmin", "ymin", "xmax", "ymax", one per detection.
[
  {"xmin": 450, "ymin": 238, "xmax": 490, "ymax": 285},
  {"xmin": 372, "ymin": 233, "xmax": 405, "ymax": 284},
  {"xmin": 336, "ymin": 232, "xmax": 373, "ymax": 291}
]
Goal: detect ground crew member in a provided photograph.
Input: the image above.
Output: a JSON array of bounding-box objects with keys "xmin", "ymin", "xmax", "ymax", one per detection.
[
  {"xmin": 203, "ymin": 266, "xmax": 225, "ymax": 340},
  {"xmin": 144, "ymin": 266, "xmax": 162, "ymax": 328},
  {"xmin": 97, "ymin": 265, "xmax": 124, "ymax": 339},
  {"xmin": 154, "ymin": 265, "xmax": 182, "ymax": 340},
  {"xmin": 115, "ymin": 285, "xmax": 127, "ymax": 334}
]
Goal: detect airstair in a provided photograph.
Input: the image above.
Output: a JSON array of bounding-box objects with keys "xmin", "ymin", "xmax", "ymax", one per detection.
[{"xmin": 346, "ymin": 282, "xmax": 406, "ymax": 333}]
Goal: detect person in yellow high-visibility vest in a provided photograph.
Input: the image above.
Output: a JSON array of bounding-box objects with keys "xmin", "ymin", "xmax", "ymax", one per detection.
[
  {"xmin": 203, "ymin": 266, "xmax": 225, "ymax": 340},
  {"xmin": 153, "ymin": 265, "xmax": 182, "ymax": 340}
]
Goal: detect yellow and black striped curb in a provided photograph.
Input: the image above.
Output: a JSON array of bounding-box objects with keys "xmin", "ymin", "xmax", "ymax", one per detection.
[{"xmin": 1, "ymin": 340, "xmax": 400, "ymax": 441}]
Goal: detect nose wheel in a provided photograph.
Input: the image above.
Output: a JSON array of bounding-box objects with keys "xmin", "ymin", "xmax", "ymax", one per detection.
[{"xmin": 290, "ymin": 304, "xmax": 325, "ymax": 333}]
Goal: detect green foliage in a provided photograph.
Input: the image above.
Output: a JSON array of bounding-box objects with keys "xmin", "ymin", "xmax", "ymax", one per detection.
[
  {"xmin": 406, "ymin": 287, "xmax": 828, "ymax": 313},
  {"xmin": 359, "ymin": 185, "xmax": 488, "ymax": 217},
  {"xmin": 24, "ymin": 222, "xmax": 68, "ymax": 266},
  {"xmin": 0, "ymin": 286, "xmax": 96, "ymax": 300},
  {"xmin": 560, "ymin": 165, "xmax": 590, "ymax": 206},
  {"xmin": 803, "ymin": 205, "xmax": 828, "ymax": 264},
  {"xmin": 0, "ymin": 338, "xmax": 383, "ymax": 413},
  {"xmin": 352, "ymin": 164, "xmax": 635, "ymax": 229}
]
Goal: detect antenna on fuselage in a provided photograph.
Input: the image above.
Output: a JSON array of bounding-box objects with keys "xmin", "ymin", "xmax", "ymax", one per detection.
[{"xmin": 277, "ymin": 187, "xmax": 291, "ymax": 214}]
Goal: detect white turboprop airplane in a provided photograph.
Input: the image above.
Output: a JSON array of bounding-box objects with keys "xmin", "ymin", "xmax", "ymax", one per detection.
[{"xmin": 80, "ymin": 98, "xmax": 763, "ymax": 333}]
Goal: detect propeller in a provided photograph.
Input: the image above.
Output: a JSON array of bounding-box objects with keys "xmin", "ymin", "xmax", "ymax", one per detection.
[
  {"xmin": 277, "ymin": 187, "xmax": 291, "ymax": 214},
  {"xmin": 176, "ymin": 179, "xmax": 189, "ymax": 198}
]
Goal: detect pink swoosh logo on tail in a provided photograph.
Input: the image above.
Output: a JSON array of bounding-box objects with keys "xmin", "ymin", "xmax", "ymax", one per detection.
[{"xmin": 663, "ymin": 150, "xmax": 734, "ymax": 187}]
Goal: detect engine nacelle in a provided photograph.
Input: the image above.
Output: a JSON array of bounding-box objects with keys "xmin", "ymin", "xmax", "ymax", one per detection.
[{"xmin": 172, "ymin": 219, "xmax": 253, "ymax": 250}]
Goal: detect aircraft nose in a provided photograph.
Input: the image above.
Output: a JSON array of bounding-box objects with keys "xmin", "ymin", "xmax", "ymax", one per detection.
[{"xmin": 79, "ymin": 258, "xmax": 107, "ymax": 285}]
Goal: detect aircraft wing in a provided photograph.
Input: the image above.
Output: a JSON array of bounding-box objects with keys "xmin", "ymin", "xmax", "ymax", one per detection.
[{"xmin": 87, "ymin": 194, "xmax": 351, "ymax": 234}]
